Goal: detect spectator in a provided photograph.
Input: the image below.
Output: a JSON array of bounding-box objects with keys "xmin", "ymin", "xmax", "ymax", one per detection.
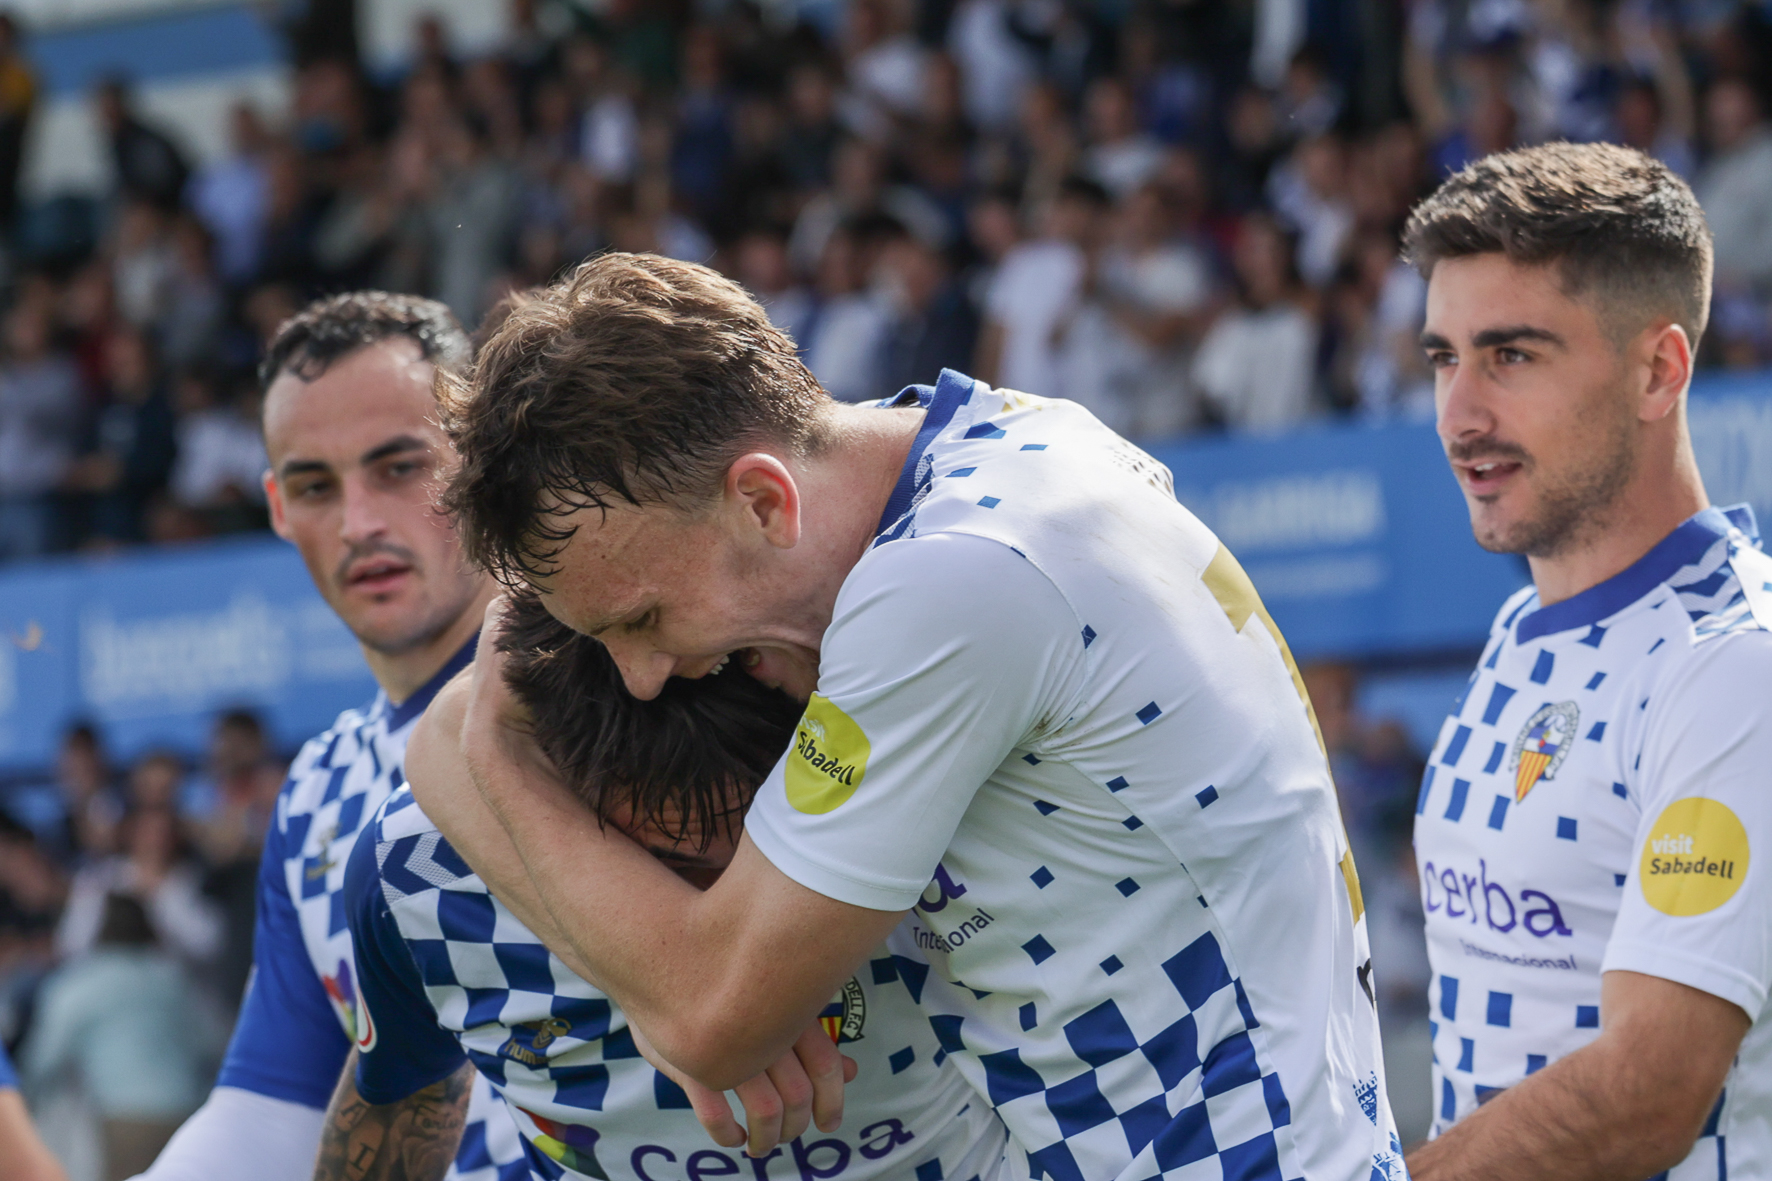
[
  {"xmin": 64, "ymin": 326, "xmax": 176, "ymax": 546},
  {"xmin": 0, "ymin": 13, "xmax": 35, "ymax": 238},
  {"xmin": 22, "ymin": 894, "xmax": 216, "ymax": 1180},
  {"xmin": 167, "ymin": 367, "xmax": 266, "ymax": 532},
  {"xmin": 801, "ymin": 219, "xmax": 892, "ymax": 403},
  {"xmin": 876, "ymin": 225, "xmax": 980, "ymax": 395},
  {"xmin": 157, "ymin": 217, "xmax": 225, "ymax": 367},
  {"xmin": 186, "ymin": 102, "xmax": 271, "ymax": 286},
  {"xmin": 46, "ymin": 725, "xmax": 119, "ymax": 869},
  {"xmin": 0, "ymin": 305, "xmax": 80, "ymax": 560},
  {"xmin": 1080, "ymin": 75, "xmax": 1163, "ymax": 199},
  {"xmin": 93, "ymin": 77, "xmax": 189, "ymax": 212},
  {"xmin": 976, "ymin": 175, "xmax": 1108, "ymax": 398},
  {"xmin": 735, "ymin": 226, "xmax": 815, "ymax": 347},
  {"xmin": 55, "ymin": 793, "xmax": 223, "ymax": 971},
  {"xmin": 1693, "ymin": 77, "xmax": 1772, "ymax": 293},
  {"xmin": 1059, "ymin": 179, "xmax": 1217, "ymax": 438},
  {"xmin": 187, "ymin": 710, "xmax": 283, "ymax": 1010},
  {"xmin": 1193, "ymin": 213, "xmax": 1319, "ymax": 431}
]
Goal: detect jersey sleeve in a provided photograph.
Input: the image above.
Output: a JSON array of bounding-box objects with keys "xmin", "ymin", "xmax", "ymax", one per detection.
[
  {"xmin": 1602, "ymin": 630, "xmax": 1772, "ymax": 1019},
  {"xmin": 214, "ymin": 806, "xmax": 352, "ymax": 1109},
  {"xmin": 0, "ymin": 1041, "xmax": 16, "ymax": 1090},
  {"xmin": 344, "ymin": 819, "xmax": 468, "ymax": 1105},
  {"xmin": 743, "ymin": 531, "xmax": 1087, "ymax": 911}
]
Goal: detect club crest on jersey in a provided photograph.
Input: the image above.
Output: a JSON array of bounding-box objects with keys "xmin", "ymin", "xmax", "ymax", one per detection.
[
  {"xmin": 499, "ymin": 1017, "xmax": 572, "ymax": 1067},
  {"xmin": 321, "ymin": 959, "xmax": 357, "ymax": 1043},
  {"xmin": 818, "ymin": 977, "xmax": 867, "ymax": 1045},
  {"xmin": 1509, "ymin": 701, "xmax": 1579, "ymax": 802}
]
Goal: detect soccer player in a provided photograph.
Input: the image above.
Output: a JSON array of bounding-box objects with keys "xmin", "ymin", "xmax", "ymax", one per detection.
[
  {"xmin": 133, "ymin": 293, "xmax": 528, "ymax": 1181},
  {"xmin": 408, "ymin": 254, "xmax": 1404, "ymax": 1180},
  {"xmin": 324, "ymin": 593, "xmax": 1012, "ymax": 1181},
  {"xmin": 1404, "ymin": 142, "xmax": 1772, "ymax": 1179},
  {"xmin": 0, "ymin": 1043, "xmax": 67, "ymax": 1181}
]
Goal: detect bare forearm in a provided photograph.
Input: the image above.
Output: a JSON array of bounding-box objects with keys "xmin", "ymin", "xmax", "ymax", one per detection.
[
  {"xmin": 1408, "ymin": 1019, "xmax": 1728, "ymax": 1179},
  {"xmin": 312, "ymin": 1056, "xmax": 471, "ymax": 1181}
]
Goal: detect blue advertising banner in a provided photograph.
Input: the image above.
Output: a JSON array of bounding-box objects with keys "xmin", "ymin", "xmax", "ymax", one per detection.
[
  {"xmin": 1, "ymin": 373, "xmax": 1768, "ymax": 773},
  {"xmin": 0, "ymin": 536, "xmax": 374, "ymax": 771}
]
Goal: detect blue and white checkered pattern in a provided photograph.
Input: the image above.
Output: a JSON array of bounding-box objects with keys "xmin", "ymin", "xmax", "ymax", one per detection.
[
  {"xmin": 355, "ymin": 789, "xmax": 1011, "ymax": 1181},
  {"xmin": 934, "ymin": 932, "xmax": 1299, "ymax": 1181},
  {"xmin": 1417, "ymin": 506, "xmax": 1772, "ymax": 1177},
  {"xmin": 269, "ymin": 660, "xmax": 530, "ymax": 1180}
]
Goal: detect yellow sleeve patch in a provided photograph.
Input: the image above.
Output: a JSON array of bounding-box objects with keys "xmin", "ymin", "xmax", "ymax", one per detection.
[
  {"xmin": 786, "ymin": 694, "xmax": 872, "ymax": 814},
  {"xmin": 1640, "ymin": 798, "xmax": 1750, "ymax": 916}
]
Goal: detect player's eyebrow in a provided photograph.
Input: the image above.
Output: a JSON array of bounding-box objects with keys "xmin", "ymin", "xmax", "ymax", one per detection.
[
  {"xmin": 1470, "ymin": 325, "xmax": 1567, "ymax": 350},
  {"xmin": 1419, "ymin": 331, "xmax": 1452, "ymax": 351},
  {"xmin": 360, "ymin": 434, "xmax": 430, "ymax": 466},
  {"xmin": 278, "ymin": 457, "xmax": 333, "ymax": 480}
]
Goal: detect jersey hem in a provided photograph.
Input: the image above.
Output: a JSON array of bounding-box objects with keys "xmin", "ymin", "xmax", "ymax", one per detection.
[
  {"xmin": 745, "ymin": 816, "xmax": 923, "ymax": 912},
  {"xmin": 1602, "ymin": 938, "xmax": 1766, "ymax": 1020}
]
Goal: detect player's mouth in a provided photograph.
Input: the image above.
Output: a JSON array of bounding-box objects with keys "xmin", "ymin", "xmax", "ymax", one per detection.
[
  {"xmin": 1458, "ymin": 458, "xmax": 1524, "ymax": 497},
  {"xmin": 740, "ymin": 646, "xmax": 818, "ymax": 700},
  {"xmin": 343, "ymin": 557, "xmax": 414, "ymax": 595}
]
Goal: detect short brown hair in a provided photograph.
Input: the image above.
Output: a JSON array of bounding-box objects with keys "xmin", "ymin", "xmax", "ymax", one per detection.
[
  {"xmin": 497, "ymin": 592, "xmax": 801, "ymax": 845},
  {"xmin": 1402, "ymin": 142, "xmax": 1713, "ymax": 345},
  {"xmin": 439, "ymin": 254, "xmax": 831, "ymax": 584}
]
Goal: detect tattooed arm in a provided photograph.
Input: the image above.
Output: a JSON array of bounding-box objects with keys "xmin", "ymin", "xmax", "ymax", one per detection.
[{"xmin": 312, "ymin": 1052, "xmax": 472, "ymax": 1181}]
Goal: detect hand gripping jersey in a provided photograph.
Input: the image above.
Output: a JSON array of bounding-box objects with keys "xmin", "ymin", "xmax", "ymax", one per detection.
[
  {"xmin": 346, "ymin": 788, "xmax": 1013, "ymax": 1181},
  {"xmin": 214, "ymin": 639, "xmax": 528, "ymax": 1180},
  {"xmin": 742, "ymin": 371, "xmax": 1401, "ymax": 1181},
  {"xmin": 1414, "ymin": 505, "xmax": 1772, "ymax": 1178}
]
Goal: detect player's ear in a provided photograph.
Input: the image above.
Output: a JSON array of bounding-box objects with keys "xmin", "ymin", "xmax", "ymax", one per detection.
[
  {"xmin": 264, "ymin": 468, "xmax": 292, "ymax": 539},
  {"xmin": 1637, "ymin": 320, "xmax": 1692, "ymax": 424},
  {"xmin": 725, "ymin": 454, "xmax": 801, "ymax": 550}
]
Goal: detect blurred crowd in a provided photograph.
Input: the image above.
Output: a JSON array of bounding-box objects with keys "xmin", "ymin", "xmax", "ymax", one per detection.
[
  {"xmin": 0, "ymin": 713, "xmax": 283, "ymax": 1175},
  {"xmin": 0, "ymin": 0, "xmax": 1770, "ymax": 564}
]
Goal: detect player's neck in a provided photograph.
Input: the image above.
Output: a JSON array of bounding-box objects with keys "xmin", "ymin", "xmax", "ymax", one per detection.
[
  {"xmin": 800, "ymin": 400, "xmax": 925, "ymax": 576},
  {"xmin": 1526, "ymin": 455, "xmax": 1708, "ymax": 608},
  {"xmin": 365, "ymin": 582, "xmax": 500, "ymax": 707}
]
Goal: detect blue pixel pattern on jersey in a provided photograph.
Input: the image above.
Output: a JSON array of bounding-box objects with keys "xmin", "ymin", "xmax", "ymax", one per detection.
[
  {"xmin": 1416, "ymin": 505, "xmax": 1772, "ymax": 1180},
  {"xmin": 349, "ymin": 788, "xmax": 1010, "ymax": 1181},
  {"xmin": 213, "ymin": 638, "xmax": 529, "ymax": 1180}
]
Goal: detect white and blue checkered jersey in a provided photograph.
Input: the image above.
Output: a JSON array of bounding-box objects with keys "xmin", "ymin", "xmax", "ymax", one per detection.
[
  {"xmin": 214, "ymin": 639, "xmax": 528, "ymax": 1180},
  {"xmin": 1414, "ymin": 505, "xmax": 1772, "ymax": 1178},
  {"xmin": 742, "ymin": 371, "xmax": 1401, "ymax": 1181},
  {"xmin": 345, "ymin": 788, "xmax": 1013, "ymax": 1181}
]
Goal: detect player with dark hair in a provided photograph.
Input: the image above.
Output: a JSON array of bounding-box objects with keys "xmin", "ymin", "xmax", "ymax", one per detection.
[
  {"xmin": 321, "ymin": 592, "xmax": 1011, "ymax": 1181},
  {"xmin": 130, "ymin": 292, "xmax": 529, "ymax": 1181},
  {"xmin": 1404, "ymin": 142, "xmax": 1772, "ymax": 1179}
]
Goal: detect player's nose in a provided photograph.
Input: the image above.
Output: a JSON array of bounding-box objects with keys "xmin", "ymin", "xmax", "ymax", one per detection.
[
  {"xmin": 603, "ymin": 638, "xmax": 675, "ymax": 701},
  {"xmin": 337, "ymin": 478, "xmax": 391, "ymax": 545},
  {"xmin": 1436, "ymin": 357, "xmax": 1495, "ymax": 445}
]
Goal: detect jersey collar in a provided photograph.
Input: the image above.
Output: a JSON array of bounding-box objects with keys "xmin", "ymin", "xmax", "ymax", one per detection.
[
  {"xmin": 1514, "ymin": 504, "xmax": 1756, "ymax": 643},
  {"xmin": 381, "ymin": 632, "xmax": 480, "ymax": 732},
  {"xmin": 874, "ymin": 367, "xmax": 977, "ymax": 539}
]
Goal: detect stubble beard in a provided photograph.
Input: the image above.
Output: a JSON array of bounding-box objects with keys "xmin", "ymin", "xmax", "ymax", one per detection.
[{"xmin": 1474, "ymin": 405, "xmax": 1637, "ymax": 560}]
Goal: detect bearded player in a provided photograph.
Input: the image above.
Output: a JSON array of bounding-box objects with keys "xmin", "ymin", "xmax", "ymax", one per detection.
[{"xmin": 1406, "ymin": 142, "xmax": 1772, "ymax": 1180}]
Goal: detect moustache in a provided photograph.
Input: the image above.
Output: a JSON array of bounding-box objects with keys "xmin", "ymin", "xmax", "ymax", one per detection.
[
  {"xmin": 334, "ymin": 541, "xmax": 420, "ymax": 588},
  {"xmin": 1447, "ymin": 437, "xmax": 1532, "ymax": 466}
]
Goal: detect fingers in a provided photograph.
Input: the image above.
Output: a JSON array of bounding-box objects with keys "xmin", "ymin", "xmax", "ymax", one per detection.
[
  {"xmin": 764, "ymin": 1051, "xmax": 816, "ymax": 1147},
  {"xmin": 789, "ymin": 1025, "xmax": 851, "ymax": 1134},
  {"xmin": 684, "ymin": 1078, "xmax": 748, "ymax": 1151},
  {"xmin": 733, "ymin": 1073, "xmax": 789, "ymax": 1157}
]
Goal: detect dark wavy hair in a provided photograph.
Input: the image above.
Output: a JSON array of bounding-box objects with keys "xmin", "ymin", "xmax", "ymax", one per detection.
[
  {"xmin": 496, "ymin": 592, "xmax": 801, "ymax": 846},
  {"xmin": 259, "ymin": 290, "xmax": 471, "ymax": 391}
]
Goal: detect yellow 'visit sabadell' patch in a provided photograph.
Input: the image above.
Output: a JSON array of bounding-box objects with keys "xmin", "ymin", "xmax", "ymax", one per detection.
[
  {"xmin": 1639, "ymin": 797, "xmax": 1750, "ymax": 916},
  {"xmin": 786, "ymin": 694, "xmax": 871, "ymax": 814}
]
